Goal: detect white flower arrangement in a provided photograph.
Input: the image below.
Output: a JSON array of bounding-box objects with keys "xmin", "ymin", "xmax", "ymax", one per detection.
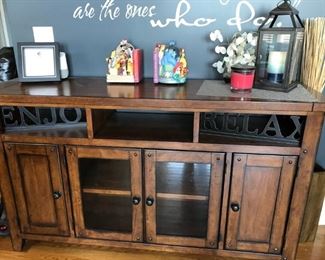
[{"xmin": 210, "ymin": 30, "xmax": 258, "ymax": 78}]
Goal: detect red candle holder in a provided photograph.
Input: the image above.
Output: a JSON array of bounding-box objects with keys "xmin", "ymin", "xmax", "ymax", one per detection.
[{"xmin": 230, "ymin": 64, "xmax": 255, "ymax": 92}]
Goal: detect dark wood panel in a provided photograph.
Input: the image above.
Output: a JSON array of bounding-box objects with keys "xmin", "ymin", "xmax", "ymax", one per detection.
[
  {"xmin": 146, "ymin": 150, "xmax": 224, "ymax": 249},
  {"xmin": 300, "ymin": 170, "xmax": 325, "ymax": 242},
  {"xmin": 1, "ymin": 133, "xmax": 302, "ymax": 155},
  {"xmin": 283, "ymin": 112, "xmax": 324, "ymax": 260},
  {"xmin": 91, "ymin": 109, "xmax": 115, "ymax": 138},
  {"xmin": 269, "ymin": 156, "xmax": 297, "ymax": 253},
  {"xmin": 193, "ymin": 112, "xmax": 200, "ymax": 143},
  {"xmin": 226, "ymin": 154, "xmax": 296, "ymax": 254},
  {"xmin": 144, "ymin": 150, "xmax": 157, "ymax": 244},
  {"xmin": 0, "ymin": 144, "xmax": 23, "ymax": 251},
  {"xmin": 237, "ymin": 166, "xmax": 280, "ymax": 243},
  {"xmin": 0, "ymin": 78, "xmax": 314, "ymax": 113},
  {"xmin": 156, "ymin": 199, "xmax": 209, "ymax": 239},
  {"xmin": 218, "ymin": 153, "xmax": 232, "ymax": 249},
  {"xmin": 4, "ymin": 143, "xmax": 69, "ymax": 236},
  {"xmin": 94, "ymin": 111, "xmax": 194, "ymax": 142},
  {"xmin": 82, "ymin": 193, "xmax": 132, "ymax": 234},
  {"xmin": 79, "ymin": 158, "xmax": 131, "ymax": 191},
  {"xmin": 156, "ymin": 161, "xmax": 211, "ymax": 196},
  {"xmin": 66, "ymin": 146, "xmax": 142, "ymax": 242},
  {"xmin": 18, "ymin": 154, "xmax": 57, "ymax": 226},
  {"xmin": 14, "ymin": 232, "xmax": 285, "ymax": 259},
  {"xmin": 206, "ymin": 153, "xmax": 225, "ymax": 248}
]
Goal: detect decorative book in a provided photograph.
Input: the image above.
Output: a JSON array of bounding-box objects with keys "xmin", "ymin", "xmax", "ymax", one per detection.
[{"xmin": 106, "ymin": 40, "xmax": 143, "ymax": 83}]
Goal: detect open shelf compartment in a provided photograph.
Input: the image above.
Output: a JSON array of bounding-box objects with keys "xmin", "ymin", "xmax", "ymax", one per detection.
[
  {"xmin": 199, "ymin": 112, "xmax": 306, "ymax": 147},
  {"xmin": 1, "ymin": 106, "xmax": 88, "ymax": 139},
  {"xmin": 91, "ymin": 109, "xmax": 194, "ymax": 142}
]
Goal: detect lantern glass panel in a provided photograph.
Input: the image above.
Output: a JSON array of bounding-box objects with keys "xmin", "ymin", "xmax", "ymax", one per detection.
[
  {"xmin": 288, "ymin": 31, "xmax": 304, "ymax": 85},
  {"xmin": 257, "ymin": 31, "xmax": 291, "ymax": 85}
]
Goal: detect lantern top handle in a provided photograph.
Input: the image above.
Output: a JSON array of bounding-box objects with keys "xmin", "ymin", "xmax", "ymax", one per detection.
[
  {"xmin": 271, "ymin": 0, "xmax": 299, "ymax": 16},
  {"xmin": 259, "ymin": 0, "xmax": 304, "ymax": 29}
]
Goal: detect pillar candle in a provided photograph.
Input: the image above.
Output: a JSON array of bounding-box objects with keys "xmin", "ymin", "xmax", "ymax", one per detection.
[{"xmin": 267, "ymin": 51, "xmax": 287, "ymax": 83}]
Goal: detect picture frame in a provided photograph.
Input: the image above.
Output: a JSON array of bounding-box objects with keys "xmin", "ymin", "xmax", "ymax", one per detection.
[{"xmin": 17, "ymin": 42, "xmax": 61, "ymax": 82}]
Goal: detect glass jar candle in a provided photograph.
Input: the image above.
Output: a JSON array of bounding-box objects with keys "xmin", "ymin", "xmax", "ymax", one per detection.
[{"xmin": 230, "ymin": 64, "xmax": 255, "ymax": 92}]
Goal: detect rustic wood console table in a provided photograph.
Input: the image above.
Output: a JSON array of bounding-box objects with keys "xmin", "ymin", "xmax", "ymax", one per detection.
[{"xmin": 0, "ymin": 78, "xmax": 324, "ymax": 260}]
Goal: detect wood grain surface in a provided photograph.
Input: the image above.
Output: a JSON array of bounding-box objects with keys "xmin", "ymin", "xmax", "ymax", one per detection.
[{"xmin": 0, "ymin": 226, "xmax": 323, "ymax": 259}]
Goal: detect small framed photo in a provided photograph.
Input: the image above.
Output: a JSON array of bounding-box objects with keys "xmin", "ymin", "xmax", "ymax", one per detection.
[{"xmin": 17, "ymin": 42, "xmax": 61, "ymax": 82}]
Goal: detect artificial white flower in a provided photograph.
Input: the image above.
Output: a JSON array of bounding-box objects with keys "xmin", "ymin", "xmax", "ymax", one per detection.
[
  {"xmin": 216, "ymin": 61, "xmax": 224, "ymax": 73},
  {"xmin": 217, "ymin": 66, "xmax": 225, "ymax": 73},
  {"xmin": 235, "ymin": 36, "xmax": 245, "ymax": 45},
  {"xmin": 244, "ymin": 53, "xmax": 251, "ymax": 60},
  {"xmin": 227, "ymin": 47, "xmax": 234, "ymax": 57},
  {"xmin": 220, "ymin": 46, "xmax": 226, "ymax": 54},
  {"xmin": 210, "ymin": 30, "xmax": 223, "ymax": 42},
  {"xmin": 215, "ymin": 45, "xmax": 226, "ymax": 54},
  {"xmin": 210, "ymin": 31, "xmax": 218, "ymax": 42},
  {"xmin": 251, "ymin": 37, "xmax": 258, "ymax": 46},
  {"xmin": 247, "ymin": 33, "xmax": 253, "ymax": 43},
  {"xmin": 210, "ymin": 30, "xmax": 258, "ymax": 77}
]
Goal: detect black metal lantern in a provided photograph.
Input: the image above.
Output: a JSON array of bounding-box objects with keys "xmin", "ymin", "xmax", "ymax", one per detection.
[{"xmin": 254, "ymin": 0, "xmax": 304, "ymax": 92}]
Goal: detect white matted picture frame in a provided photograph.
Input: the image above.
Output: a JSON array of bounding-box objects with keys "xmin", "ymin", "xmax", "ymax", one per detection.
[{"xmin": 17, "ymin": 42, "xmax": 61, "ymax": 82}]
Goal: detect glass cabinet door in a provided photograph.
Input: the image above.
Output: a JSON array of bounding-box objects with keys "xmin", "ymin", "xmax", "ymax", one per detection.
[
  {"xmin": 144, "ymin": 150, "xmax": 225, "ymax": 248},
  {"xmin": 66, "ymin": 146, "xmax": 143, "ymax": 242}
]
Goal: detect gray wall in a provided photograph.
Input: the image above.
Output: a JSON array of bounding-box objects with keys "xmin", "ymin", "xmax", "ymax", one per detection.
[
  {"xmin": 3, "ymin": 0, "xmax": 325, "ymax": 166},
  {"xmin": 4, "ymin": 0, "xmax": 325, "ymax": 78}
]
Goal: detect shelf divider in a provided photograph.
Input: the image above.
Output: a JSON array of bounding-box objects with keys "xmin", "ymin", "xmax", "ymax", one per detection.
[{"xmin": 193, "ymin": 112, "xmax": 200, "ymax": 143}]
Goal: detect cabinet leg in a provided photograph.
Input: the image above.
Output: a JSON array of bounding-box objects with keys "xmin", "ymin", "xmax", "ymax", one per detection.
[
  {"xmin": 10, "ymin": 237, "xmax": 24, "ymax": 251},
  {"xmin": 0, "ymin": 144, "xmax": 23, "ymax": 252}
]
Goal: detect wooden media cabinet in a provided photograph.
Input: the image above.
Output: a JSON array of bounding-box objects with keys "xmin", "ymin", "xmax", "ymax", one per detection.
[{"xmin": 0, "ymin": 78, "xmax": 324, "ymax": 260}]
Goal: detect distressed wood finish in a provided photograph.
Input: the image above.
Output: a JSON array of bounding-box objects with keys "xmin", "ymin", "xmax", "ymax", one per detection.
[
  {"xmin": 4, "ymin": 143, "xmax": 69, "ymax": 236},
  {"xmin": 283, "ymin": 112, "xmax": 324, "ymax": 260},
  {"xmin": 218, "ymin": 152, "xmax": 232, "ymax": 249},
  {"xmin": 300, "ymin": 170, "xmax": 325, "ymax": 242},
  {"xmin": 0, "ymin": 78, "xmax": 323, "ymax": 260},
  {"xmin": 226, "ymin": 154, "xmax": 297, "ymax": 254},
  {"xmin": 193, "ymin": 112, "xmax": 200, "ymax": 143},
  {"xmin": 144, "ymin": 150, "xmax": 157, "ymax": 244},
  {"xmin": 0, "ymin": 143, "xmax": 23, "ymax": 251},
  {"xmin": 85, "ymin": 108, "xmax": 93, "ymax": 139},
  {"xmin": 0, "ymin": 78, "xmax": 314, "ymax": 113},
  {"xmin": 206, "ymin": 153, "xmax": 225, "ymax": 248},
  {"xmin": 66, "ymin": 146, "xmax": 143, "ymax": 242},
  {"xmin": 145, "ymin": 150, "xmax": 224, "ymax": 248}
]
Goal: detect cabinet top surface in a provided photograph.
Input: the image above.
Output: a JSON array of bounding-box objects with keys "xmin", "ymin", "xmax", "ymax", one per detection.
[{"xmin": 0, "ymin": 77, "xmax": 323, "ymax": 112}]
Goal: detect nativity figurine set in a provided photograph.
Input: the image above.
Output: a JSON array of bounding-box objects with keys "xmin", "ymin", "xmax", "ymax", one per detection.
[{"xmin": 106, "ymin": 40, "xmax": 188, "ymax": 85}]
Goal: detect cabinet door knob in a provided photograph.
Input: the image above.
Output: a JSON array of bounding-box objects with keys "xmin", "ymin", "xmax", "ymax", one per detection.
[
  {"xmin": 230, "ymin": 202, "xmax": 240, "ymax": 212},
  {"xmin": 132, "ymin": 196, "xmax": 141, "ymax": 205},
  {"xmin": 146, "ymin": 197, "xmax": 154, "ymax": 206},
  {"xmin": 53, "ymin": 191, "xmax": 62, "ymax": 200}
]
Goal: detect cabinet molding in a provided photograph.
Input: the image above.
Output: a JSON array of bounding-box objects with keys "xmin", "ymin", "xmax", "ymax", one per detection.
[
  {"xmin": 4, "ymin": 143, "xmax": 69, "ymax": 236},
  {"xmin": 226, "ymin": 154, "xmax": 297, "ymax": 254}
]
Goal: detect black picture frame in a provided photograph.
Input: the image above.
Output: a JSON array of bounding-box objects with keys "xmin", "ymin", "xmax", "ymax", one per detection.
[{"xmin": 17, "ymin": 42, "xmax": 61, "ymax": 82}]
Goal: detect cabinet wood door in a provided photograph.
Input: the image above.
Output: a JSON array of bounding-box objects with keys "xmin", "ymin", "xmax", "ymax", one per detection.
[
  {"xmin": 4, "ymin": 143, "xmax": 69, "ymax": 236},
  {"xmin": 226, "ymin": 154, "xmax": 297, "ymax": 254},
  {"xmin": 145, "ymin": 150, "xmax": 225, "ymax": 248},
  {"xmin": 66, "ymin": 146, "xmax": 143, "ymax": 242}
]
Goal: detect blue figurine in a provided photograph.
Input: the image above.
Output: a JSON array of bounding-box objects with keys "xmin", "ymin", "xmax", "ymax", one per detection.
[{"xmin": 157, "ymin": 41, "xmax": 188, "ymax": 84}]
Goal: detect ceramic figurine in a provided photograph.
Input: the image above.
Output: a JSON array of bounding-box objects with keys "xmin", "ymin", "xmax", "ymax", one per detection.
[
  {"xmin": 106, "ymin": 40, "xmax": 143, "ymax": 83},
  {"xmin": 153, "ymin": 41, "xmax": 188, "ymax": 84}
]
